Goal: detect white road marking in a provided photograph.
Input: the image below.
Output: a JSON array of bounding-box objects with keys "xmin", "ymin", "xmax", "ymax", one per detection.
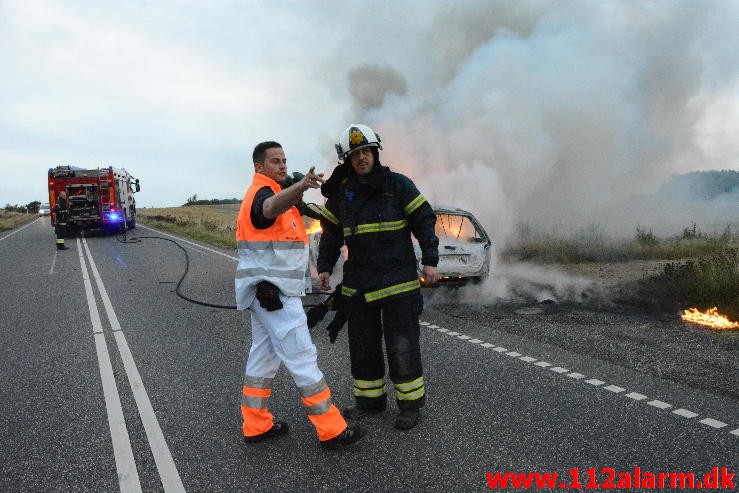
[
  {"xmin": 0, "ymin": 217, "xmax": 39, "ymax": 242},
  {"xmin": 700, "ymin": 418, "xmax": 727, "ymax": 429},
  {"xmin": 420, "ymin": 318, "xmax": 738, "ymax": 438},
  {"xmin": 625, "ymin": 392, "xmax": 648, "ymax": 401},
  {"xmin": 647, "ymin": 400, "xmax": 672, "ymax": 410},
  {"xmin": 82, "ymin": 237, "xmax": 185, "ymax": 493},
  {"xmin": 604, "ymin": 385, "xmax": 626, "ymax": 393},
  {"xmin": 77, "ymin": 239, "xmax": 142, "ymax": 492},
  {"xmin": 49, "ymin": 250, "xmax": 58, "ymax": 275},
  {"xmin": 672, "ymin": 409, "xmax": 699, "ymax": 418}
]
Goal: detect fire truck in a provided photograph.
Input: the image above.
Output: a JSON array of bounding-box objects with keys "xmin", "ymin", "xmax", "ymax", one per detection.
[{"xmin": 48, "ymin": 165, "xmax": 140, "ymax": 233}]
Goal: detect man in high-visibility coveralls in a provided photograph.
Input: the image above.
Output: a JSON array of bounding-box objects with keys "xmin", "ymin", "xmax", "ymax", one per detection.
[{"xmin": 235, "ymin": 141, "xmax": 363, "ymax": 448}]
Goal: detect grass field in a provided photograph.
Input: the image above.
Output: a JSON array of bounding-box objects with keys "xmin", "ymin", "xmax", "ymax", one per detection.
[
  {"xmin": 138, "ymin": 205, "xmax": 738, "ymax": 320},
  {"xmin": 0, "ymin": 211, "xmax": 38, "ymax": 232}
]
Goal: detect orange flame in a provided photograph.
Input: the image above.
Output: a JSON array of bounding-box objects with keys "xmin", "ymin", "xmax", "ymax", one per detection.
[
  {"xmin": 681, "ymin": 307, "xmax": 739, "ymax": 330},
  {"xmin": 305, "ymin": 220, "xmax": 322, "ymax": 235}
]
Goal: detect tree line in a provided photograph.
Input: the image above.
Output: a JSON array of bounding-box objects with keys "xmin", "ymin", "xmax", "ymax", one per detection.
[
  {"xmin": 4, "ymin": 201, "xmax": 41, "ymax": 213},
  {"xmin": 183, "ymin": 194, "xmax": 240, "ymax": 206}
]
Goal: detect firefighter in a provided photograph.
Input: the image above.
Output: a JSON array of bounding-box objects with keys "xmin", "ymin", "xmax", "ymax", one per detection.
[
  {"xmin": 235, "ymin": 141, "xmax": 363, "ymax": 448},
  {"xmin": 53, "ymin": 191, "xmax": 69, "ymax": 250},
  {"xmin": 317, "ymin": 124, "xmax": 440, "ymax": 430}
]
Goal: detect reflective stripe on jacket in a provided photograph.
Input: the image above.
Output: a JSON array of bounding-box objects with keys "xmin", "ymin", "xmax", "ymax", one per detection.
[
  {"xmin": 317, "ymin": 165, "xmax": 438, "ymax": 303},
  {"xmin": 235, "ymin": 173, "xmax": 309, "ymax": 310}
]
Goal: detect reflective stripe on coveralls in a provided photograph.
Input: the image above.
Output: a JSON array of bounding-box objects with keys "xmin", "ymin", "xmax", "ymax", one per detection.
[
  {"xmin": 353, "ymin": 378, "xmax": 386, "ymax": 399},
  {"xmin": 298, "ymin": 378, "xmax": 346, "ymax": 441},
  {"xmin": 394, "ymin": 376, "xmax": 425, "ymax": 401},
  {"xmin": 234, "ymin": 173, "xmax": 309, "ymax": 310},
  {"xmin": 241, "ymin": 376, "xmax": 275, "ymax": 437}
]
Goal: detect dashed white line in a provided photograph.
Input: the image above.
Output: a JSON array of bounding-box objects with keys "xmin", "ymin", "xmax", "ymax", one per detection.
[
  {"xmin": 647, "ymin": 400, "xmax": 672, "ymax": 410},
  {"xmin": 604, "ymin": 385, "xmax": 626, "ymax": 393},
  {"xmin": 625, "ymin": 392, "xmax": 648, "ymax": 401},
  {"xmin": 673, "ymin": 409, "xmax": 699, "ymax": 419},
  {"xmin": 700, "ymin": 418, "xmax": 727, "ymax": 429},
  {"xmin": 421, "ymin": 319, "xmax": 738, "ymax": 438}
]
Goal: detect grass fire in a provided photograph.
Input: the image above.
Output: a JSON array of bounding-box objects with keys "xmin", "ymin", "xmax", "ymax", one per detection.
[{"xmin": 681, "ymin": 307, "xmax": 739, "ymax": 330}]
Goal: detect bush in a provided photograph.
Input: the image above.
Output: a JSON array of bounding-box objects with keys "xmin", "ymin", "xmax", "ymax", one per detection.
[{"xmin": 639, "ymin": 247, "xmax": 739, "ymax": 320}]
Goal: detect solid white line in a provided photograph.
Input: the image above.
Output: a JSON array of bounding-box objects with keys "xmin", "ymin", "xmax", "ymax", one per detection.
[
  {"xmin": 82, "ymin": 237, "xmax": 185, "ymax": 493},
  {"xmin": 138, "ymin": 224, "xmax": 237, "ymax": 260},
  {"xmin": 0, "ymin": 217, "xmax": 39, "ymax": 241},
  {"xmin": 77, "ymin": 239, "xmax": 142, "ymax": 492}
]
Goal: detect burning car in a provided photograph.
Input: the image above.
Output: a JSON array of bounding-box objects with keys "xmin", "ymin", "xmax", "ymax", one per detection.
[{"xmin": 305, "ymin": 206, "xmax": 492, "ymax": 292}]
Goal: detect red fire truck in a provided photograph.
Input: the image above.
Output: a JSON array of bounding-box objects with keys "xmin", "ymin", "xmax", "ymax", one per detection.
[{"xmin": 48, "ymin": 165, "xmax": 140, "ymax": 233}]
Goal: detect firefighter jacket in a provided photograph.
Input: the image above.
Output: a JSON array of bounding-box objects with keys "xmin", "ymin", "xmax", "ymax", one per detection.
[
  {"xmin": 317, "ymin": 163, "xmax": 438, "ymax": 303},
  {"xmin": 53, "ymin": 198, "xmax": 68, "ymax": 225},
  {"xmin": 235, "ymin": 173, "xmax": 310, "ymax": 311}
]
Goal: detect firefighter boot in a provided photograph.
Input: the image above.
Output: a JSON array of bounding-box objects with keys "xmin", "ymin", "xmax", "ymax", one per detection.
[
  {"xmin": 342, "ymin": 405, "xmax": 385, "ymax": 421},
  {"xmin": 243, "ymin": 420, "xmax": 289, "ymax": 443},
  {"xmin": 320, "ymin": 423, "xmax": 365, "ymax": 449},
  {"xmin": 394, "ymin": 409, "xmax": 420, "ymax": 430},
  {"xmin": 57, "ymin": 243, "xmax": 68, "ymax": 250}
]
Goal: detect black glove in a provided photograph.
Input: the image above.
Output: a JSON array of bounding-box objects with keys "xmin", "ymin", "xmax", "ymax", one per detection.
[
  {"xmin": 306, "ymin": 303, "xmax": 329, "ymax": 328},
  {"xmin": 255, "ymin": 281, "xmax": 283, "ymax": 311},
  {"xmin": 326, "ymin": 309, "xmax": 347, "ymax": 344}
]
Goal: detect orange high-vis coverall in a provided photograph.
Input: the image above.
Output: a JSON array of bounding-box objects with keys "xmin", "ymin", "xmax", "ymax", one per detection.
[{"xmin": 235, "ymin": 173, "xmax": 347, "ymax": 442}]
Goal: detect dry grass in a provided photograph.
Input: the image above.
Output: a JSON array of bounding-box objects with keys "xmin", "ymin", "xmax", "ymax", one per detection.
[
  {"xmin": 0, "ymin": 211, "xmax": 38, "ymax": 232},
  {"xmin": 137, "ymin": 205, "xmax": 240, "ymax": 249}
]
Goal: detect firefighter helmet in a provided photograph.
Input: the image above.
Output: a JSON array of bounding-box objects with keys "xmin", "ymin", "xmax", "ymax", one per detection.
[{"xmin": 335, "ymin": 124, "xmax": 382, "ymax": 162}]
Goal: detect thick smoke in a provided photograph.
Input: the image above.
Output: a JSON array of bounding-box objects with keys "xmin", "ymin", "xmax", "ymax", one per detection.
[{"xmin": 339, "ymin": 0, "xmax": 738, "ymax": 303}]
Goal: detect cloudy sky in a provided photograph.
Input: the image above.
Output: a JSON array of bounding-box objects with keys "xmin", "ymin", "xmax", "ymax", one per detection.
[{"xmin": 2, "ymin": 0, "xmax": 737, "ymax": 240}]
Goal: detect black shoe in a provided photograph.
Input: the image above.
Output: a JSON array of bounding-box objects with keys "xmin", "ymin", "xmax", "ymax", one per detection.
[
  {"xmin": 243, "ymin": 420, "xmax": 289, "ymax": 443},
  {"xmin": 394, "ymin": 410, "xmax": 420, "ymax": 430},
  {"xmin": 320, "ymin": 424, "xmax": 365, "ymax": 449},
  {"xmin": 57, "ymin": 245, "xmax": 69, "ymax": 250},
  {"xmin": 342, "ymin": 405, "xmax": 385, "ymax": 420}
]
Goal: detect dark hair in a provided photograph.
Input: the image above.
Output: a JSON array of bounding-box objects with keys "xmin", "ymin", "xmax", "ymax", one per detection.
[{"xmin": 253, "ymin": 141, "xmax": 282, "ymax": 164}]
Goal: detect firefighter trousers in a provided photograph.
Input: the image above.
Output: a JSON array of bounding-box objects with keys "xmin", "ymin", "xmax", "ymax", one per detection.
[
  {"xmin": 241, "ymin": 294, "xmax": 346, "ymax": 441},
  {"xmin": 55, "ymin": 223, "xmax": 66, "ymax": 249},
  {"xmin": 344, "ymin": 291, "xmax": 426, "ymax": 412}
]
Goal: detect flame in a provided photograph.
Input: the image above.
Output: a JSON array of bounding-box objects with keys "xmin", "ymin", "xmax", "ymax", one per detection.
[
  {"xmin": 681, "ymin": 307, "xmax": 739, "ymax": 330},
  {"xmin": 305, "ymin": 220, "xmax": 322, "ymax": 235}
]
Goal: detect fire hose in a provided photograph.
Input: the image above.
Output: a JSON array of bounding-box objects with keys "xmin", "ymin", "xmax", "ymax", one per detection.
[{"xmin": 115, "ymin": 229, "xmax": 346, "ymax": 340}]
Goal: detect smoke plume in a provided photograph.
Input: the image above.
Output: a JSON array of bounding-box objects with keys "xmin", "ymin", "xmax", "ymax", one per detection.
[{"xmin": 338, "ymin": 0, "xmax": 739, "ymax": 303}]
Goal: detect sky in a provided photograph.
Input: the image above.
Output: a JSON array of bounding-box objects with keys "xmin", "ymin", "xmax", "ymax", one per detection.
[{"xmin": 2, "ymin": 0, "xmax": 738, "ymax": 243}]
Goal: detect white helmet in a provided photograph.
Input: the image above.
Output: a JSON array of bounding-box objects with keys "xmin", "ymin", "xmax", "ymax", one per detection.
[{"xmin": 335, "ymin": 124, "xmax": 382, "ymax": 163}]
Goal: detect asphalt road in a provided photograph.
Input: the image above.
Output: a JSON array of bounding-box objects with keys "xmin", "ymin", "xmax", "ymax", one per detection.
[{"xmin": 1, "ymin": 218, "xmax": 737, "ymax": 492}]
